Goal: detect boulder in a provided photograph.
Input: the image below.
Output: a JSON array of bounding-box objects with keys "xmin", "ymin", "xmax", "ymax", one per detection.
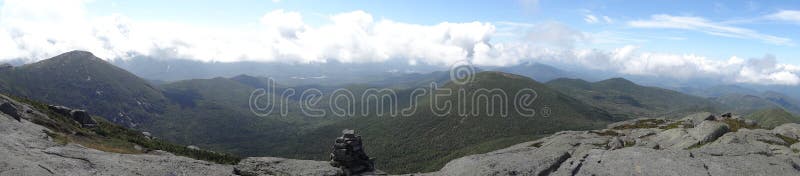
[
  {"xmin": 651, "ymin": 128, "xmax": 697, "ymax": 149},
  {"xmin": 46, "ymin": 105, "xmax": 97, "ymax": 128},
  {"xmin": 607, "ymin": 137, "xmax": 624, "ymax": 150},
  {"xmin": 437, "ymin": 148, "xmax": 571, "ymax": 176},
  {"xmin": 680, "ymin": 112, "xmax": 713, "ymax": 126},
  {"xmin": 697, "ymin": 129, "xmax": 781, "ymax": 156},
  {"xmin": 0, "ymin": 102, "xmax": 21, "ymax": 121},
  {"xmin": 69, "ymin": 110, "xmax": 97, "ymax": 128},
  {"xmin": 234, "ymin": 157, "xmax": 339, "ymax": 176},
  {"xmin": 773, "ymin": 123, "xmax": 800, "ymax": 140},
  {"xmin": 687, "ymin": 121, "xmax": 730, "ymax": 144},
  {"xmin": 47, "ymin": 105, "xmax": 72, "ymax": 116}
]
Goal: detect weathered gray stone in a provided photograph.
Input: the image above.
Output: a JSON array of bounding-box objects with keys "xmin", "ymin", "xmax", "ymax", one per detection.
[
  {"xmin": 688, "ymin": 121, "xmax": 730, "ymax": 144},
  {"xmin": 437, "ymin": 148, "xmax": 571, "ymax": 176},
  {"xmin": 607, "ymin": 137, "xmax": 624, "ymax": 150},
  {"xmin": 234, "ymin": 157, "xmax": 339, "ymax": 176},
  {"xmin": 651, "ymin": 128, "xmax": 697, "ymax": 149},
  {"xmin": 0, "ymin": 111, "xmax": 232, "ymax": 176},
  {"xmin": 697, "ymin": 129, "xmax": 781, "ymax": 156},
  {"xmin": 680, "ymin": 112, "xmax": 713, "ymax": 126},
  {"xmin": 700, "ymin": 154, "xmax": 800, "ymax": 176},
  {"xmin": 773, "ymin": 123, "xmax": 800, "ymax": 140},
  {"xmin": 572, "ymin": 148, "xmax": 709, "ymax": 176}
]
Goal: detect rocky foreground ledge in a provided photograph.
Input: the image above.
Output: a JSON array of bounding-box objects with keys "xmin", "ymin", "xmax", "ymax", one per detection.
[
  {"xmin": 411, "ymin": 113, "xmax": 800, "ymax": 176},
  {"xmin": 233, "ymin": 113, "xmax": 800, "ymax": 176}
]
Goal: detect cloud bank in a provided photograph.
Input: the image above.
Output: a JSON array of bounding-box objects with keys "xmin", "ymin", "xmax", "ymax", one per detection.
[{"xmin": 0, "ymin": 0, "xmax": 798, "ymax": 85}]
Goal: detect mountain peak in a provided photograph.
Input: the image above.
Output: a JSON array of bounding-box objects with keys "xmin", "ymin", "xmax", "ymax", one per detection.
[
  {"xmin": 42, "ymin": 50, "xmax": 106, "ymax": 65},
  {"xmin": 598, "ymin": 77, "xmax": 636, "ymax": 85},
  {"xmin": 62, "ymin": 50, "xmax": 95, "ymax": 56}
]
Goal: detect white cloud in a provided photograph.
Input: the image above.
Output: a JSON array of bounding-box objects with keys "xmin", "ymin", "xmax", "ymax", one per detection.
[
  {"xmin": 544, "ymin": 48, "xmax": 800, "ymax": 85},
  {"xmin": 767, "ymin": 10, "xmax": 800, "ymax": 24},
  {"xmin": 584, "ymin": 15, "xmax": 598, "ymax": 24},
  {"xmin": 0, "ymin": 0, "xmax": 799, "ymax": 85},
  {"xmin": 629, "ymin": 14, "xmax": 792, "ymax": 46},
  {"xmin": 602, "ymin": 16, "xmax": 613, "ymax": 23}
]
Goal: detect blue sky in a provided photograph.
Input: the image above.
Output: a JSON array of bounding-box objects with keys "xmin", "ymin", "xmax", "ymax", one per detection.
[{"xmin": 1, "ymin": 0, "xmax": 799, "ymax": 85}]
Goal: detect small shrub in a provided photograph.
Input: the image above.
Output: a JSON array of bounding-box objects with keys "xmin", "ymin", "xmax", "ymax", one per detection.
[
  {"xmin": 589, "ymin": 130, "xmax": 620, "ymax": 136},
  {"xmin": 721, "ymin": 119, "xmax": 758, "ymax": 132}
]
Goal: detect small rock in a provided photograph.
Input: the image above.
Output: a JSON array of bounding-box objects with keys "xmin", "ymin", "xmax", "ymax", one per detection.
[
  {"xmin": 608, "ymin": 137, "xmax": 624, "ymax": 150},
  {"xmin": 680, "ymin": 112, "xmax": 713, "ymax": 126},
  {"xmin": 688, "ymin": 121, "xmax": 730, "ymax": 144},
  {"xmin": 69, "ymin": 110, "xmax": 97, "ymax": 128},
  {"xmin": 187, "ymin": 145, "xmax": 200, "ymax": 150}
]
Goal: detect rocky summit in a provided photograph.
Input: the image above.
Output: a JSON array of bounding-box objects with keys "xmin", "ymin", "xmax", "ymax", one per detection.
[{"xmin": 417, "ymin": 113, "xmax": 800, "ymax": 176}]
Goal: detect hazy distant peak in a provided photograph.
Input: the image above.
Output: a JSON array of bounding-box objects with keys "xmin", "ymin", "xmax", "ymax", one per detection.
[{"xmin": 597, "ymin": 77, "xmax": 636, "ymax": 86}]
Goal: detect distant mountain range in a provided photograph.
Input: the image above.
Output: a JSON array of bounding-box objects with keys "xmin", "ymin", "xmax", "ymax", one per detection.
[{"xmin": 546, "ymin": 77, "xmax": 720, "ymax": 119}]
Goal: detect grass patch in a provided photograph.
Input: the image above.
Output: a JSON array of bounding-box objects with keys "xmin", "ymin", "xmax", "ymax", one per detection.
[
  {"xmin": 721, "ymin": 119, "xmax": 758, "ymax": 132},
  {"xmin": 44, "ymin": 130, "xmax": 68, "ymax": 145},
  {"xmin": 776, "ymin": 134, "xmax": 798, "ymax": 146},
  {"xmin": 529, "ymin": 142, "xmax": 543, "ymax": 148},
  {"xmin": 612, "ymin": 119, "xmax": 667, "ymax": 130}
]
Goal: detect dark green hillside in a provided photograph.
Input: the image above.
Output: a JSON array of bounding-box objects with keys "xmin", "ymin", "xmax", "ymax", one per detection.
[
  {"xmin": 761, "ymin": 91, "xmax": 800, "ymax": 115},
  {"xmin": 546, "ymin": 77, "xmax": 720, "ymax": 119},
  {"xmin": 744, "ymin": 108, "xmax": 800, "ymax": 129},
  {"xmin": 0, "ymin": 51, "xmax": 166, "ymax": 126},
  {"xmin": 293, "ymin": 71, "xmax": 620, "ymax": 173},
  {"xmin": 710, "ymin": 93, "xmax": 782, "ymax": 114}
]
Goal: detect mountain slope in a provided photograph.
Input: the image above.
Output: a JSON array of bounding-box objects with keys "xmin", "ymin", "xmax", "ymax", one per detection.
[
  {"xmin": 292, "ymin": 71, "xmax": 621, "ymax": 173},
  {"xmin": 0, "ymin": 51, "xmax": 166, "ymax": 126},
  {"xmin": 546, "ymin": 78, "xmax": 720, "ymax": 119},
  {"xmin": 761, "ymin": 91, "xmax": 800, "ymax": 115},
  {"xmin": 744, "ymin": 108, "xmax": 800, "ymax": 128},
  {"xmin": 710, "ymin": 93, "xmax": 782, "ymax": 114}
]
